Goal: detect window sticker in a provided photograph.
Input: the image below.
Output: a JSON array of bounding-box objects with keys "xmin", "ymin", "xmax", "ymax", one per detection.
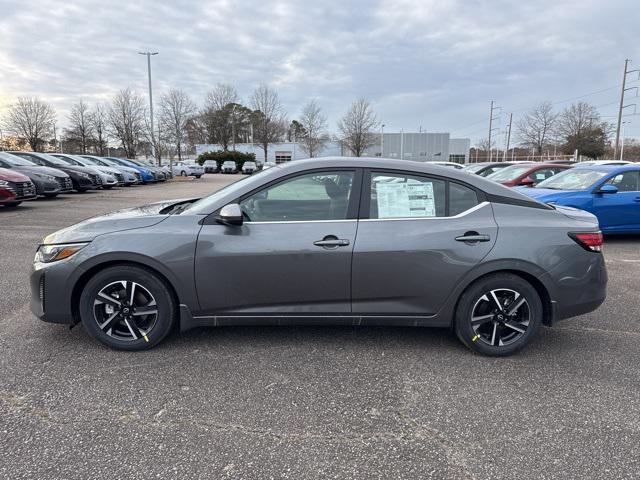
[{"xmin": 376, "ymin": 180, "xmax": 436, "ymax": 218}]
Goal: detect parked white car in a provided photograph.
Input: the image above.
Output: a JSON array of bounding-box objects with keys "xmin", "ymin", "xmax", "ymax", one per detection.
[
  {"xmin": 262, "ymin": 161, "xmax": 277, "ymax": 170},
  {"xmin": 172, "ymin": 161, "xmax": 204, "ymax": 178},
  {"xmin": 242, "ymin": 161, "xmax": 257, "ymax": 174},
  {"xmin": 221, "ymin": 161, "xmax": 238, "ymax": 174},
  {"xmin": 203, "ymin": 160, "xmax": 218, "ymax": 173}
]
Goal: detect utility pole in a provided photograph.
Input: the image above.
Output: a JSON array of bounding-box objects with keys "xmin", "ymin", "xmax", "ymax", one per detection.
[
  {"xmin": 487, "ymin": 101, "xmax": 501, "ymax": 161},
  {"xmin": 614, "ymin": 59, "xmax": 639, "ymax": 159},
  {"xmin": 620, "ymin": 121, "xmax": 629, "ymax": 160},
  {"xmin": 138, "ymin": 51, "xmax": 159, "ymax": 162},
  {"xmin": 503, "ymin": 113, "xmax": 512, "ymax": 161},
  {"xmin": 380, "ymin": 124, "xmax": 385, "ymax": 157}
]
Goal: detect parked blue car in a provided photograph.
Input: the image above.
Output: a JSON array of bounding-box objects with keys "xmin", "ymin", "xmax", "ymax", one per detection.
[
  {"xmin": 105, "ymin": 157, "xmax": 155, "ymax": 184},
  {"xmin": 516, "ymin": 165, "xmax": 640, "ymax": 234}
]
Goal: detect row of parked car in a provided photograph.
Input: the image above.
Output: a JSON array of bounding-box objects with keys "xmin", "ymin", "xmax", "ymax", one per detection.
[
  {"xmin": 202, "ymin": 160, "xmax": 276, "ymax": 174},
  {"xmin": 0, "ymin": 151, "xmax": 176, "ymax": 208},
  {"xmin": 456, "ymin": 159, "xmax": 640, "ymax": 234}
]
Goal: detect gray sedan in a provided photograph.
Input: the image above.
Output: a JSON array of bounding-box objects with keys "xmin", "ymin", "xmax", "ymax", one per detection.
[{"xmin": 30, "ymin": 158, "xmax": 607, "ymax": 355}]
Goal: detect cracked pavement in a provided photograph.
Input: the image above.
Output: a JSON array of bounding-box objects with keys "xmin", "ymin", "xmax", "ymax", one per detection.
[{"xmin": 1, "ymin": 175, "xmax": 639, "ymax": 479}]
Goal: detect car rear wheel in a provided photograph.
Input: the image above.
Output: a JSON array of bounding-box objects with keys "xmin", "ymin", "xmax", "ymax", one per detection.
[
  {"xmin": 454, "ymin": 273, "xmax": 542, "ymax": 356},
  {"xmin": 43, "ymin": 193, "xmax": 58, "ymax": 198},
  {"xmin": 79, "ymin": 265, "xmax": 176, "ymax": 350},
  {"xmin": 3, "ymin": 202, "xmax": 21, "ymax": 207},
  {"xmin": 180, "ymin": 171, "xmax": 187, "ymax": 177}
]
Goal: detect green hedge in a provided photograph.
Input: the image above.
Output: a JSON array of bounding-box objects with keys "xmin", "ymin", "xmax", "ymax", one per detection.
[{"xmin": 196, "ymin": 150, "xmax": 257, "ymax": 169}]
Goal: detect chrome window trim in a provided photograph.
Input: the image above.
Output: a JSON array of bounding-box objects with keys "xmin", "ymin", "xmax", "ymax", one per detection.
[
  {"xmin": 244, "ymin": 219, "xmax": 357, "ymax": 225},
  {"xmin": 242, "ymin": 203, "xmax": 489, "ymax": 224},
  {"xmin": 361, "ymin": 201, "xmax": 490, "ymax": 222}
]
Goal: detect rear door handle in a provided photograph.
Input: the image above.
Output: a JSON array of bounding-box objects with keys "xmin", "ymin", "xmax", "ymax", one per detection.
[
  {"xmin": 314, "ymin": 237, "xmax": 350, "ymax": 248},
  {"xmin": 455, "ymin": 233, "xmax": 491, "ymax": 243}
]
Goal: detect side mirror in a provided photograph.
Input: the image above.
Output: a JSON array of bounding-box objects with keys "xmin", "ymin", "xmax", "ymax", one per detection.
[
  {"xmin": 598, "ymin": 184, "xmax": 618, "ymax": 194},
  {"xmin": 216, "ymin": 203, "xmax": 243, "ymax": 226},
  {"xmin": 520, "ymin": 176, "xmax": 535, "ymax": 187}
]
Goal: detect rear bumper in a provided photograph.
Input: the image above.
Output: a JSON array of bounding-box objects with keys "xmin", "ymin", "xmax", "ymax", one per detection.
[{"xmin": 543, "ymin": 253, "xmax": 608, "ymax": 324}]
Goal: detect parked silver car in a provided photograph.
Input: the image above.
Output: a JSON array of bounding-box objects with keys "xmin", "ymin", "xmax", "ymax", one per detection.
[
  {"xmin": 30, "ymin": 157, "xmax": 606, "ymax": 355},
  {"xmin": 242, "ymin": 161, "xmax": 257, "ymax": 174}
]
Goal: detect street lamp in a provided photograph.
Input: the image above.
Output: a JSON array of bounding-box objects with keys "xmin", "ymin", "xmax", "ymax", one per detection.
[{"xmin": 138, "ymin": 51, "xmax": 158, "ymax": 161}]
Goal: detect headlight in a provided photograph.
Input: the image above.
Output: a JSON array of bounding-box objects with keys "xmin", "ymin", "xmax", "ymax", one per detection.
[
  {"xmin": 0, "ymin": 180, "xmax": 9, "ymax": 187},
  {"xmin": 35, "ymin": 242, "xmax": 88, "ymax": 263},
  {"xmin": 77, "ymin": 172, "xmax": 91, "ymax": 179}
]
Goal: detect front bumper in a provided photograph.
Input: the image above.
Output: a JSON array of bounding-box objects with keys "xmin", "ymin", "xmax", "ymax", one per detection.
[
  {"xmin": 30, "ymin": 258, "xmax": 83, "ymax": 324},
  {"xmin": 0, "ymin": 182, "xmax": 37, "ymax": 203}
]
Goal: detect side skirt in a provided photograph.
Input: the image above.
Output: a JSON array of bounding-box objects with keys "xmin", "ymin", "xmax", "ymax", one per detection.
[{"xmin": 178, "ymin": 305, "xmax": 448, "ymax": 332}]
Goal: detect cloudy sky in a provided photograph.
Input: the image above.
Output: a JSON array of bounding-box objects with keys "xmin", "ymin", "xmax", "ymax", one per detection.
[{"xmin": 1, "ymin": 0, "xmax": 639, "ymax": 144}]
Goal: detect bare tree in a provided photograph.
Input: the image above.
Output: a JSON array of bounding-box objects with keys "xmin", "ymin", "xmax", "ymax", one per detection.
[
  {"xmin": 158, "ymin": 88, "xmax": 196, "ymax": 164},
  {"xmin": 3, "ymin": 97, "xmax": 56, "ymax": 152},
  {"xmin": 337, "ymin": 98, "xmax": 378, "ymax": 157},
  {"xmin": 65, "ymin": 100, "xmax": 93, "ymax": 154},
  {"xmin": 556, "ymin": 102, "xmax": 601, "ymax": 139},
  {"xmin": 250, "ymin": 85, "xmax": 287, "ymax": 160},
  {"xmin": 298, "ymin": 100, "xmax": 330, "ymax": 158},
  {"xmin": 516, "ymin": 102, "xmax": 558, "ymax": 155},
  {"xmin": 108, "ymin": 88, "xmax": 145, "ymax": 159},
  {"xmin": 202, "ymin": 84, "xmax": 240, "ymax": 149},
  {"xmin": 91, "ymin": 103, "xmax": 108, "ymax": 156},
  {"xmin": 205, "ymin": 84, "xmax": 239, "ymax": 111}
]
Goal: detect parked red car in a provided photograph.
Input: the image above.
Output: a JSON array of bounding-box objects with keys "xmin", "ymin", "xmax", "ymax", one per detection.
[
  {"xmin": 486, "ymin": 163, "xmax": 572, "ymax": 187},
  {"xmin": 0, "ymin": 167, "xmax": 37, "ymax": 207}
]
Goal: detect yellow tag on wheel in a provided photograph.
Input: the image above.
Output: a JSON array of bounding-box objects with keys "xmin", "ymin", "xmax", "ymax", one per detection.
[{"xmin": 472, "ymin": 335, "xmax": 480, "ymax": 342}]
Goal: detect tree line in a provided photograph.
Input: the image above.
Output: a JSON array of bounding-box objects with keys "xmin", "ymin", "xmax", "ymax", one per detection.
[
  {"xmin": 0, "ymin": 85, "xmax": 381, "ymax": 164},
  {"xmin": 477, "ymin": 101, "xmax": 615, "ymax": 160}
]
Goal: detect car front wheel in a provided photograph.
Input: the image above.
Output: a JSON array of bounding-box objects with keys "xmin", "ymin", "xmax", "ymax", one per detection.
[
  {"xmin": 454, "ymin": 273, "xmax": 542, "ymax": 356},
  {"xmin": 79, "ymin": 265, "xmax": 176, "ymax": 350}
]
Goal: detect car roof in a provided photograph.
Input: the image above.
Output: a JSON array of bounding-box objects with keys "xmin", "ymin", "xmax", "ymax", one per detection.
[
  {"xmin": 571, "ymin": 164, "xmax": 640, "ymax": 173},
  {"xmin": 280, "ymin": 157, "xmax": 541, "ymax": 202}
]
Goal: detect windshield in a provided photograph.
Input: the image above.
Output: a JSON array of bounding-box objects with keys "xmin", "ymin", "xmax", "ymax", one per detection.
[
  {"xmin": 463, "ymin": 164, "xmax": 486, "ymax": 173},
  {"xmin": 182, "ymin": 168, "xmax": 272, "ymax": 215},
  {"xmin": 37, "ymin": 154, "xmax": 71, "ymax": 166},
  {"xmin": 486, "ymin": 165, "xmax": 533, "ymax": 182},
  {"xmin": 0, "ymin": 152, "xmax": 36, "ymax": 166},
  {"xmin": 77, "ymin": 156, "xmax": 97, "ymax": 165},
  {"xmin": 535, "ymin": 169, "xmax": 608, "ymax": 190},
  {"xmin": 54, "ymin": 155, "xmax": 83, "ymax": 166},
  {"xmin": 95, "ymin": 158, "xmax": 117, "ymax": 167}
]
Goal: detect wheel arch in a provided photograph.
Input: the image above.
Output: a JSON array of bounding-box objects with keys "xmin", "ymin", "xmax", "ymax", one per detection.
[
  {"xmin": 70, "ymin": 259, "xmax": 181, "ymax": 325},
  {"xmin": 451, "ymin": 267, "xmax": 554, "ymax": 327}
]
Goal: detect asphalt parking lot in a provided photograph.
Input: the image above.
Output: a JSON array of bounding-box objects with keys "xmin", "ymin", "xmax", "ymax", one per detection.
[{"xmin": 1, "ymin": 175, "xmax": 639, "ymax": 479}]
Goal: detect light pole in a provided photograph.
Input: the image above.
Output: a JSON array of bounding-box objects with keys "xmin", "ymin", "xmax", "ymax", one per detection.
[
  {"xmin": 138, "ymin": 51, "xmax": 158, "ymax": 162},
  {"xmin": 380, "ymin": 124, "xmax": 385, "ymax": 157}
]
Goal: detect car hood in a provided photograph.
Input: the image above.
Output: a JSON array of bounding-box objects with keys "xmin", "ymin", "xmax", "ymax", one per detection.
[
  {"xmin": 0, "ymin": 167, "xmax": 30, "ymax": 182},
  {"xmin": 514, "ymin": 186, "xmax": 582, "ymax": 203},
  {"xmin": 41, "ymin": 198, "xmax": 193, "ymax": 244},
  {"xmin": 14, "ymin": 165, "xmax": 70, "ymax": 178}
]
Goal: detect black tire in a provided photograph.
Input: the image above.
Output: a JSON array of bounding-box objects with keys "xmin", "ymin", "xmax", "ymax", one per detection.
[
  {"xmin": 79, "ymin": 265, "xmax": 177, "ymax": 351},
  {"xmin": 3, "ymin": 202, "xmax": 21, "ymax": 207},
  {"xmin": 44, "ymin": 193, "xmax": 58, "ymax": 198},
  {"xmin": 103, "ymin": 185, "xmax": 113, "ymax": 190},
  {"xmin": 180, "ymin": 171, "xmax": 187, "ymax": 177},
  {"xmin": 195, "ymin": 175, "xmax": 201, "ymax": 179},
  {"xmin": 454, "ymin": 273, "xmax": 542, "ymax": 356}
]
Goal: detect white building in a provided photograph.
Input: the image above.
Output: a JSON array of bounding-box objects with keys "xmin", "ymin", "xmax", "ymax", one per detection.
[{"xmin": 196, "ymin": 133, "xmax": 470, "ymax": 164}]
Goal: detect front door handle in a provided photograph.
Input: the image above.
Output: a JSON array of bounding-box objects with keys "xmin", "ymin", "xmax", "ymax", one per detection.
[
  {"xmin": 314, "ymin": 236, "xmax": 350, "ymax": 248},
  {"xmin": 455, "ymin": 232, "xmax": 491, "ymax": 243}
]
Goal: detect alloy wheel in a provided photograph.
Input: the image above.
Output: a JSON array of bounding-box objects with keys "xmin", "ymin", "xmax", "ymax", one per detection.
[
  {"xmin": 93, "ymin": 281, "xmax": 158, "ymax": 342},
  {"xmin": 470, "ymin": 288, "xmax": 530, "ymax": 347}
]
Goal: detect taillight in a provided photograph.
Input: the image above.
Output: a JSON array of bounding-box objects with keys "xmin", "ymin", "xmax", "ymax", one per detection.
[{"xmin": 569, "ymin": 231, "xmax": 603, "ymax": 252}]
